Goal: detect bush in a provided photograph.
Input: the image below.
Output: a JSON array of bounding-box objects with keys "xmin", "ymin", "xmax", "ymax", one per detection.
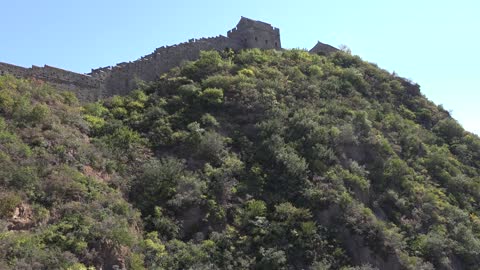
[
  {"xmin": 200, "ymin": 113, "xmax": 219, "ymax": 128},
  {"xmin": 308, "ymin": 65, "xmax": 324, "ymax": 78},
  {"xmin": 195, "ymin": 131, "xmax": 227, "ymax": 162},
  {"xmin": 235, "ymin": 48, "xmax": 270, "ymax": 65},
  {"xmin": 131, "ymin": 157, "xmax": 189, "ymax": 214},
  {"xmin": 11, "ymin": 166, "xmax": 39, "ymax": 196},
  {"xmin": 84, "ymin": 114, "xmax": 105, "ymax": 130},
  {"xmin": 29, "ymin": 104, "xmax": 50, "ymax": 123},
  {"xmin": 0, "ymin": 192, "xmax": 21, "ymax": 218},
  {"xmin": 105, "ymin": 126, "xmax": 146, "ymax": 153},
  {"xmin": 244, "ymin": 199, "xmax": 267, "ymax": 219},
  {"xmin": 200, "ymin": 88, "xmax": 224, "ymax": 105},
  {"xmin": 83, "ymin": 102, "xmax": 108, "ymax": 117},
  {"xmin": 0, "ymin": 89, "xmax": 14, "ymax": 114},
  {"xmin": 182, "ymin": 51, "xmax": 231, "ymax": 81},
  {"xmin": 434, "ymin": 118, "xmax": 464, "ymax": 142},
  {"xmin": 257, "ymin": 247, "xmax": 287, "ymax": 270},
  {"xmin": 274, "ymin": 202, "xmax": 311, "ymax": 222}
]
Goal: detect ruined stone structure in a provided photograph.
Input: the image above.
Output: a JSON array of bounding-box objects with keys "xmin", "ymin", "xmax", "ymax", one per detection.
[
  {"xmin": 310, "ymin": 41, "xmax": 339, "ymax": 55},
  {"xmin": 0, "ymin": 17, "xmax": 336, "ymax": 102},
  {"xmin": 227, "ymin": 17, "xmax": 281, "ymax": 49}
]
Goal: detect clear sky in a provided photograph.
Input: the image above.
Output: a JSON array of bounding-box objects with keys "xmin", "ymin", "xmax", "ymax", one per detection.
[{"xmin": 1, "ymin": 0, "xmax": 479, "ymax": 135}]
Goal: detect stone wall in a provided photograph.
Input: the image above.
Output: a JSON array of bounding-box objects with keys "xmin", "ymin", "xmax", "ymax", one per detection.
[
  {"xmin": 31, "ymin": 65, "xmax": 101, "ymax": 88},
  {"xmin": 0, "ymin": 62, "xmax": 103, "ymax": 101},
  {"xmin": 0, "ymin": 62, "xmax": 29, "ymax": 77},
  {"xmin": 93, "ymin": 35, "xmax": 243, "ymax": 97},
  {"xmin": 0, "ymin": 17, "xmax": 284, "ymax": 101},
  {"xmin": 0, "ymin": 17, "xmax": 340, "ymax": 102},
  {"xmin": 92, "ymin": 17, "xmax": 283, "ymax": 97}
]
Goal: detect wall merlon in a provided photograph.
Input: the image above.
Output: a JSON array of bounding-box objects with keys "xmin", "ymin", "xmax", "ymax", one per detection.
[{"xmin": 0, "ymin": 62, "xmax": 30, "ymax": 77}]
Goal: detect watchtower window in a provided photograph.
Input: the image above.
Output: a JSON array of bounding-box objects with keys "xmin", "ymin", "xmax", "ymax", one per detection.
[
  {"xmin": 255, "ymin": 37, "xmax": 258, "ymax": 42},
  {"xmin": 265, "ymin": 40, "xmax": 268, "ymax": 44},
  {"xmin": 275, "ymin": 42, "xmax": 278, "ymax": 47}
]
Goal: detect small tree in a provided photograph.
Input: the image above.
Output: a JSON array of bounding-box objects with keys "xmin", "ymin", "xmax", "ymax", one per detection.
[{"xmin": 200, "ymin": 88, "xmax": 224, "ymax": 105}]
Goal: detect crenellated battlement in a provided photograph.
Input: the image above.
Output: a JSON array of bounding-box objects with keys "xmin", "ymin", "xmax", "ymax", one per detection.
[
  {"xmin": 86, "ymin": 34, "xmax": 244, "ymax": 97},
  {"xmin": 0, "ymin": 62, "xmax": 104, "ymax": 100},
  {"xmin": 0, "ymin": 17, "xmax": 337, "ymax": 102}
]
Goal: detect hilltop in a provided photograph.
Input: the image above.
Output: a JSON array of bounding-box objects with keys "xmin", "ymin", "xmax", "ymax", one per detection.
[
  {"xmin": 1, "ymin": 17, "xmax": 330, "ymax": 102},
  {"xmin": 1, "ymin": 48, "xmax": 480, "ymax": 270}
]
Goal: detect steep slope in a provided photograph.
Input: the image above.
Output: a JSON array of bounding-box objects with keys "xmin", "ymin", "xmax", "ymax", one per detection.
[
  {"xmin": 0, "ymin": 76, "xmax": 145, "ymax": 269},
  {"xmin": 1, "ymin": 48, "xmax": 480, "ymax": 269}
]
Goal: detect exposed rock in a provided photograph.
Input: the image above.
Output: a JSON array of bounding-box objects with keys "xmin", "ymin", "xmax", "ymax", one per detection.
[
  {"xmin": 83, "ymin": 165, "xmax": 111, "ymax": 182},
  {"xmin": 8, "ymin": 203, "xmax": 34, "ymax": 231}
]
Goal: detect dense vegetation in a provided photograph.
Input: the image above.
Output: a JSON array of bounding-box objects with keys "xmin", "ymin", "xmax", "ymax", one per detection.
[{"xmin": 1, "ymin": 48, "xmax": 480, "ymax": 270}]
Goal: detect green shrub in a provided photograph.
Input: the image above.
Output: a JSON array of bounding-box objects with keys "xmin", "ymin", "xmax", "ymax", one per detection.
[
  {"xmin": 0, "ymin": 192, "xmax": 21, "ymax": 218},
  {"xmin": 200, "ymin": 87, "xmax": 224, "ymax": 105},
  {"xmin": 182, "ymin": 51, "xmax": 231, "ymax": 80},
  {"xmin": 83, "ymin": 102, "xmax": 108, "ymax": 117},
  {"xmin": 29, "ymin": 103, "xmax": 50, "ymax": 123},
  {"xmin": 308, "ymin": 65, "xmax": 324, "ymax": 78},
  {"xmin": 0, "ymin": 89, "xmax": 14, "ymax": 114},
  {"xmin": 244, "ymin": 199, "xmax": 267, "ymax": 219},
  {"xmin": 434, "ymin": 118, "xmax": 464, "ymax": 142}
]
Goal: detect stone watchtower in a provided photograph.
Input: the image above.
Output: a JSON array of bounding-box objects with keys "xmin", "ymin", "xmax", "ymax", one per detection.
[{"xmin": 228, "ymin": 17, "xmax": 281, "ymax": 49}]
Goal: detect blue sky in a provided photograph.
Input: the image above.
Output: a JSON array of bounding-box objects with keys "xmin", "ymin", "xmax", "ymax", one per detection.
[{"xmin": 1, "ymin": 0, "xmax": 479, "ymax": 135}]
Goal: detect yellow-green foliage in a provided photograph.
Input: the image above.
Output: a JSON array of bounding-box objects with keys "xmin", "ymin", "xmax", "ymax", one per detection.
[
  {"xmin": 84, "ymin": 114, "xmax": 105, "ymax": 130},
  {"xmin": 200, "ymin": 87, "xmax": 224, "ymax": 105}
]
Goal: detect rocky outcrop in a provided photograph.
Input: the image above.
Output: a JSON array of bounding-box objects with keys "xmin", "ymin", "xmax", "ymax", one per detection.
[{"xmin": 7, "ymin": 203, "xmax": 35, "ymax": 231}]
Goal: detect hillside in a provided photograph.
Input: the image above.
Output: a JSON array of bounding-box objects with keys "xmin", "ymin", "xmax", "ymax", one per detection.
[{"xmin": 1, "ymin": 49, "xmax": 480, "ymax": 269}]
